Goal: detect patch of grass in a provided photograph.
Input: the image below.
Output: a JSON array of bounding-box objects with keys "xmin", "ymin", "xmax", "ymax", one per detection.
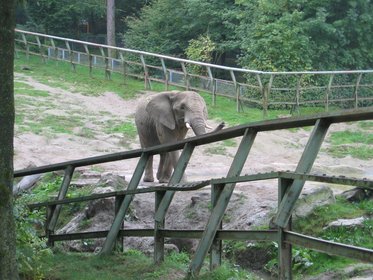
[
  {"xmin": 358, "ymin": 120, "xmax": 373, "ymax": 130},
  {"xmin": 15, "ymin": 53, "xmax": 169, "ymax": 99},
  {"xmin": 327, "ymin": 145, "xmax": 373, "ymax": 160},
  {"xmin": 105, "ymin": 121, "xmax": 137, "ymax": 138},
  {"xmin": 329, "ymin": 131, "xmax": 373, "ymax": 146},
  {"xmin": 37, "ymin": 251, "xmax": 257, "ymax": 280},
  {"xmin": 326, "ymin": 130, "xmax": 373, "ymax": 160}
]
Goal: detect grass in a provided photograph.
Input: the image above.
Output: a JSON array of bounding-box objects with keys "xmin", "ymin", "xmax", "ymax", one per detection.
[
  {"xmin": 36, "ymin": 251, "xmax": 257, "ymax": 280},
  {"xmin": 326, "ymin": 130, "xmax": 373, "ymax": 160}
]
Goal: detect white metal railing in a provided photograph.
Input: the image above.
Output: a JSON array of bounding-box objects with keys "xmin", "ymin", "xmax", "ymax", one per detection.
[{"xmin": 15, "ymin": 29, "xmax": 373, "ymax": 116}]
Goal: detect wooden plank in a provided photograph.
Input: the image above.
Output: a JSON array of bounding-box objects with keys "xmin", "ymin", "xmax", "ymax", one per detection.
[
  {"xmin": 278, "ymin": 178, "xmax": 293, "ymax": 280},
  {"xmin": 210, "ymin": 184, "xmax": 224, "ymax": 270},
  {"xmin": 274, "ymin": 119, "xmax": 331, "ymax": 228},
  {"xmin": 188, "ymin": 128, "xmax": 257, "ymax": 277},
  {"xmin": 153, "ymin": 143, "xmax": 195, "ymax": 263},
  {"xmin": 47, "ymin": 165, "xmax": 74, "ymax": 232},
  {"xmin": 99, "ymin": 153, "xmax": 149, "ymax": 255},
  {"xmin": 285, "ymin": 231, "xmax": 373, "ymax": 263}
]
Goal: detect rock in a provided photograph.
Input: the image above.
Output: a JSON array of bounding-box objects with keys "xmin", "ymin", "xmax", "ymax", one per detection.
[
  {"xmin": 98, "ymin": 173, "xmax": 127, "ymax": 190},
  {"xmin": 293, "ymin": 185, "xmax": 335, "ymax": 219},
  {"xmin": 324, "ymin": 217, "xmax": 366, "ymax": 230},
  {"xmin": 340, "ymin": 188, "xmax": 368, "ymax": 202},
  {"xmin": 85, "ymin": 187, "xmax": 115, "ymax": 219}
]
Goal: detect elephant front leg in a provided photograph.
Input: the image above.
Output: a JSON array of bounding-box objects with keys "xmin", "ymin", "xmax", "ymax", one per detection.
[
  {"xmin": 157, "ymin": 153, "xmax": 172, "ymax": 183},
  {"xmin": 143, "ymin": 155, "xmax": 154, "ymax": 182}
]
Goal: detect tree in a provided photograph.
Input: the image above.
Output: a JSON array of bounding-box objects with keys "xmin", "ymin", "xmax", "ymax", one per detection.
[
  {"xmin": 107, "ymin": 0, "xmax": 116, "ymax": 57},
  {"xmin": 0, "ymin": 0, "xmax": 19, "ymax": 279}
]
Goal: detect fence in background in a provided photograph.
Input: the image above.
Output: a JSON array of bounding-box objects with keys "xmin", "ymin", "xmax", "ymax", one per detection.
[
  {"xmin": 15, "ymin": 29, "xmax": 373, "ymax": 116},
  {"xmin": 16, "ymin": 109, "xmax": 373, "ymax": 279}
]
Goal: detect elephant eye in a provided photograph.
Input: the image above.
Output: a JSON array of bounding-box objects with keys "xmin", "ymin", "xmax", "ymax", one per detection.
[{"xmin": 180, "ymin": 104, "xmax": 186, "ymax": 110}]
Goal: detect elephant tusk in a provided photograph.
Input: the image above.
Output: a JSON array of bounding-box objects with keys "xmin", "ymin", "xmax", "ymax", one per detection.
[
  {"xmin": 185, "ymin": 122, "xmax": 192, "ymax": 129},
  {"xmin": 205, "ymin": 124, "xmax": 213, "ymax": 130}
]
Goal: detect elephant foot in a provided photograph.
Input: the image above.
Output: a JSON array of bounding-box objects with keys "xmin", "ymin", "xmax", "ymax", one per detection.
[
  {"xmin": 158, "ymin": 178, "xmax": 170, "ymax": 184},
  {"xmin": 143, "ymin": 176, "xmax": 154, "ymax": 182}
]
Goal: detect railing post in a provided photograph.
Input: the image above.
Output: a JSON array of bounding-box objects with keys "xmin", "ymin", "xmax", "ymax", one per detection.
[
  {"xmin": 207, "ymin": 67, "xmax": 216, "ymax": 106},
  {"xmin": 188, "ymin": 128, "xmax": 257, "ymax": 277},
  {"xmin": 293, "ymin": 75, "xmax": 302, "ymax": 115},
  {"xmin": 263, "ymin": 75, "xmax": 273, "ymax": 119},
  {"xmin": 274, "ymin": 119, "xmax": 331, "ymax": 228},
  {"xmin": 100, "ymin": 47, "xmax": 111, "ymax": 80},
  {"xmin": 46, "ymin": 204, "xmax": 56, "ymax": 247},
  {"xmin": 153, "ymin": 143, "xmax": 195, "ymax": 264},
  {"xmin": 210, "ymin": 183, "xmax": 224, "ymax": 270},
  {"xmin": 160, "ymin": 58, "xmax": 169, "ymax": 90},
  {"xmin": 35, "ymin": 35, "xmax": 46, "ymax": 63},
  {"xmin": 84, "ymin": 44, "xmax": 93, "ymax": 77},
  {"xmin": 354, "ymin": 73, "xmax": 362, "ymax": 109},
  {"xmin": 154, "ymin": 190, "xmax": 166, "ymax": 264},
  {"xmin": 181, "ymin": 62, "xmax": 190, "ymax": 90},
  {"xmin": 119, "ymin": 52, "xmax": 128, "ymax": 84},
  {"xmin": 140, "ymin": 54, "xmax": 150, "ymax": 89},
  {"xmin": 114, "ymin": 194, "xmax": 125, "ymax": 252},
  {"xmin": 65, "ymin": 41, "xmax": 76, "ymax": 72},
  {"xmin": 100, "ymin": 153, "xmax": 149, "ymax": 255},
  {"xmin": 47, "ymin": 165, "xmax": 75, "ymax": 236},
  {"xmin": 278, "ymin": 178, "xmax": 293, "ymax": 280},
  {"xmin": 21, "ymin": 33, "xmax": 30, "ymax": 61},
  {"xmin": 230, "ymin": 70, "xmax": 241, "ymax": 112},
  {"xmin": 326, "ymin": 74, "xmax": 334, "ymax": 112}
]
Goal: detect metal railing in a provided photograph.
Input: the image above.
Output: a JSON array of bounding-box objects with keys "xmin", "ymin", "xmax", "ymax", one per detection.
[
  {"xmin": 16, "ymin": 109, "xmax": 373, "ymax": 279},
  {"xmin": 15, "ymin": 29, "xmax": 373, "ymax": 116}
]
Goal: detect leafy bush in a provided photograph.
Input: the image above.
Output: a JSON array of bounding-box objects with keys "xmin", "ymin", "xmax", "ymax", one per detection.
[{"xmin": 14, "ymin": 197, "xmax": 51, "ymax": 279}]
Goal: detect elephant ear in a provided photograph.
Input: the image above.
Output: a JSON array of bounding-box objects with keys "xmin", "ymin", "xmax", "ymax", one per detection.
[{"xmin": 146, "ymin": 93, "xmax": 176, "ymax": 130}]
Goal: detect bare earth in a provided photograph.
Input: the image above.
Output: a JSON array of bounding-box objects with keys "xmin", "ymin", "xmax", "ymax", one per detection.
[
  {"xmin": 14, "ymin": 72, "xmax": 373, "ymax": 227},
  {"xmin": 13, "ymin": 71, "xmax": 373, "ymax": 277}
]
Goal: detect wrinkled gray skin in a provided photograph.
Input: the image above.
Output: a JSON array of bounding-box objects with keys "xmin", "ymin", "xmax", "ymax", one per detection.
[{"xmin": 135, "ymin": 91, "xmax": 224, "ymax": 183}]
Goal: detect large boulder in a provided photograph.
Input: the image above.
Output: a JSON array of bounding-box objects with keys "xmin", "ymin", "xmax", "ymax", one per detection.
[{"xmin": 293, "ymin": 184, "xmax": 335, "ymax": 220}]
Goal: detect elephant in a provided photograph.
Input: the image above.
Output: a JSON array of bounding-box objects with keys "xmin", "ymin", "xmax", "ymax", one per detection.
[{"xmin": 135, "ymin": 90, "xmax": 224, "ymax": 183}]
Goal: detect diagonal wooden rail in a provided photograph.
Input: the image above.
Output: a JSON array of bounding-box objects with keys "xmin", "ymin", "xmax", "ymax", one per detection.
[{"xmin": 16, "ymin": 108, "xmax": 373, "ymax": 279}]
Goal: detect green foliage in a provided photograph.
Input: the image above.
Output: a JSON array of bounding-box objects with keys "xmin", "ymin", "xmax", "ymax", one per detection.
[
  {"xmin": 24, "ymin": 0, "xmax": 105, "ymax": 36},
  {"xmin": 14, "ymin": 198, "xmax": 51, "ymax": 279},
  {"xmin": 237, "ymin": 0, "xmax": 373, "ymax": 71},
  {"xmin": 186, "ymin": 35, "xmax": 216, "ymax": 75}
]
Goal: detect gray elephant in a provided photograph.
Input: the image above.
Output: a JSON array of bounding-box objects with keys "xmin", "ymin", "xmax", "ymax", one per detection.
[{"xmin": 135, "ymin": 91, "xmax": 224, "ymax": 183}]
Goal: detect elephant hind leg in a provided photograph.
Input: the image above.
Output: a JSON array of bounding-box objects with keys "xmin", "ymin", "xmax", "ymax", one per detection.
[{"xmin": 143, "ymin": 155, "xmax": 154, "ymax": 182}]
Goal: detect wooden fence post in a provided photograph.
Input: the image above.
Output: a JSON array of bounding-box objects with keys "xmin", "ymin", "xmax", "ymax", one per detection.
[
  {"xmin": 325, "ymin": 74, "xmax": 334, "ymax": 111},
  {"xmin": 114, "ymin": 194, "xmax": 125, "ymax": 252},
  {"xmin": 354, "ymin": 73, "xmax": 362, "ymax": 109},
  {"xmin": 47, "ymin": 165, "xmax": 75, "ymax": 236},
  {"xmin": 161, "ymin": 58, "xmax": 169, "ymax": 90},
  {"xmin": 154, "ymin": 190, "xmax": 166, "ymax": 264},
  {"xmin": 210, "ymin": 183, "xmax": 224, "ymax": 270},
  {"xmin": 278, "ymin": 178, "xmax": 293, "ymax": 279},
  {"xmin": 140, "ymin": 54, "xmax": 150, "ymax": 89}
]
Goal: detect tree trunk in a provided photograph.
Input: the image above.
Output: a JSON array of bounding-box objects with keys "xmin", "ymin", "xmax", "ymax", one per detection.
[
  {"xmin": 107, "ymin": 0, "xmax": 116, "ymax": 58},
  {"xmin": 0, "ymin": 0, "xmax": 19, "ymax": 279}
]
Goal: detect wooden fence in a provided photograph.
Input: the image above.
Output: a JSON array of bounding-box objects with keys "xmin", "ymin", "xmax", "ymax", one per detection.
[
  {"xmin": 15, "ymin": 29, "xmax": 373, "ymax": 116},
  {"xmin": 16, "ymin": 109, "xmax": 373, "ymax": 279}
]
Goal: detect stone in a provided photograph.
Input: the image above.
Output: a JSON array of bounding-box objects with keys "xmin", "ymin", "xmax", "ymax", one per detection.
[
  {"xmin": 293, "ymin": 185, "xmax": 336, "ymax": 219},
  {"xmin": 340, "ymin": 188, "xmax": 368, "ymax": 202},
  {"xmin": 324, "ymin": 217, "xmax": 366, "ymax": 230}
]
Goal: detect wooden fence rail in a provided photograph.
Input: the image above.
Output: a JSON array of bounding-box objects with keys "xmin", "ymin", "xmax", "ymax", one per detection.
[
  {"xmin": 16, "ymin": 109, "xmax": 373, "ymax": 279},
  {"xmin": 14, "ymin": 29, "xmax": 373, "ymax": 116}
]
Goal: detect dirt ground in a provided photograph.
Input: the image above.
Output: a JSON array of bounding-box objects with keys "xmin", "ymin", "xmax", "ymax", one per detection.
[{"xmin": 14, "ymin": 71, "xmax": 373, "ymax": 277}]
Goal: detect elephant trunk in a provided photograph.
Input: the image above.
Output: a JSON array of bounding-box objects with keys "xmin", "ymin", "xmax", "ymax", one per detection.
[{"xmin": 189, "ymin": 118, "xmax": 207, "ymax": 136}]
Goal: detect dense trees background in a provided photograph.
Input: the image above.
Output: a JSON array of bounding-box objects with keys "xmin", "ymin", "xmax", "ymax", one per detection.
[{"xmin": 17, "ymin": 0, "xmax": 373, "ymax": 70}]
